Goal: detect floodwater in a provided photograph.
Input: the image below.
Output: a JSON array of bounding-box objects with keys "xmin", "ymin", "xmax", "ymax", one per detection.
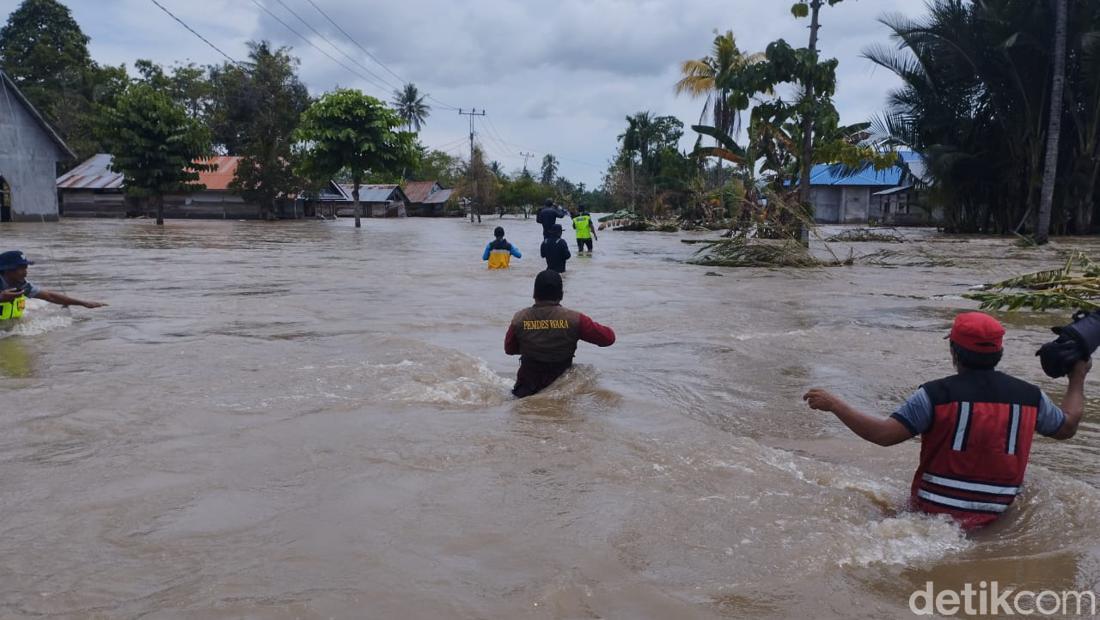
[{"xmin": 1, "ymin": 217, "xmax": 1098, "ymax": 619}]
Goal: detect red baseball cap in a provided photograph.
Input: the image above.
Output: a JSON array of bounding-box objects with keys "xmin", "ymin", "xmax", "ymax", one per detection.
[{"xmin": 948, "ymin": 312, "xmax": 1005, "ymax": 353}]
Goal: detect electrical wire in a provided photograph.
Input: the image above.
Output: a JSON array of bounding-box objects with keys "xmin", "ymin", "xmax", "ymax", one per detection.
[{"xmin": 148, "ymin": 0, "xmax": 238, "ymax": 64}]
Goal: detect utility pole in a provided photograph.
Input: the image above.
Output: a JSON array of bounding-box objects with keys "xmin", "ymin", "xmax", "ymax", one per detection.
[
  {"xmin": 459, "ymin": 108, "xmax": 486, "ymax": 223},
  {"xmin": 520, "ymin": 151, "xmax": 535, "ymax": 175},
  {"xmin": 798, "ymin": 0, "xmax": 823, "ymax": 247}
]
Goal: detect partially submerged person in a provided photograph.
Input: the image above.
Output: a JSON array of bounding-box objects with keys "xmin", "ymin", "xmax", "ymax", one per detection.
[
  {"xmin": 482, "ymin": 226, "xmax": 522, "ymax": 269},
  {"xmin": 540, "ymin": 224, "xmax": 571, "ymax": 273},
  {"xmin": 505, "ymin": 270, "xmax": 615, "ymax": 397},
  {"xmin": 803, "ymin": 312, "xmax": 1088, "ymax": 529},
  {"xmin": 0, "ymin": 250, "xmax": 106, "ymax": 321},
  {"xmin": 536, "ymin": 198, "xmax": 568, "ymax": 239},
  {"xmin": 572, "ymin": 206, "xmax": 597, "ymax": 255}
]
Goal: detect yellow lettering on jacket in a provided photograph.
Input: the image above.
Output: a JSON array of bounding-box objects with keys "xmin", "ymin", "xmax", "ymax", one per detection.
[{"xmin": 522, "ymin": 319, "xmax": 570, "ymax": 330}]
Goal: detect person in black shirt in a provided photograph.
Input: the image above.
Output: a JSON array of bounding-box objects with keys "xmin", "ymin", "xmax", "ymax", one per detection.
[
  {"xmin": 540, "ymin": 224, "xmax": 571, "ymax": 273},
  {"xmin": 535, "ymin": 198, "xmax": 568, "ymax": 239}
]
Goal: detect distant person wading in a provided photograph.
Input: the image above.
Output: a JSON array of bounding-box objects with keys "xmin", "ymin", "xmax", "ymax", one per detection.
[
  {"xmin": 572, "ymin": 206, "xmax": 597, "ymax": 254},
  {"xmin": 540, "ymin": 224, "xmax": 571, "ymax": 273},
  {"xmin": 536, "ymin": 198, "xmax": 568, "ymax": 239},
  {"xmin": 482, "ymin": 227, "xmax": 522, "ymax": 269}
]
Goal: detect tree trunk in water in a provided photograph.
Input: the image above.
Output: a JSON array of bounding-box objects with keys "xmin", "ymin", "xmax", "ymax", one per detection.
[
  {"xmin": 353, "ymin": 182, "xmax": 362, "ymax": 229},
  {"xmin": 1036, "ymin": 0, "xmax": 1068, "ymax": 245},
  {"xmin": 797, "ymin": 0, "xmax": 823, "ymax": 247},
  {"xmin": 155, "ymin": 196, "xmax": 164, "ymax": 226}
]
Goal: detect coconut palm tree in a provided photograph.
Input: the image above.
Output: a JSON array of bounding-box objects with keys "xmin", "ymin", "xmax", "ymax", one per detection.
[
  {"xmin": 1036, "ymin": 0, "xmax": 1068, "ymax": 245},
  {"xmin": 674, "ymin": 30, "xmax": 763, "ymax": 139},
  {"xmin": 391, "ymin": 82, "xmax": 430, "ymax": 132}
]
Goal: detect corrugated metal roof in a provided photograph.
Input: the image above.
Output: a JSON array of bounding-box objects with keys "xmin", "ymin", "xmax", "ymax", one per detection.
[
  {"xmin": 57, "ymin": 154, "xmax": 242, "ymax": 191},
  {"xmin": 335, "ymin": 184, "xmax": 407, "ymax": 203},
  {"xmin": 808, "ymin": 151, "xmax": 920, "ymax": 187},
  {"xmin": 403, "ymin": 181, "xmax": 439, "ymax": 203},
  {"xmin": 422, "ymin": 188, "xmax": 454, "ymax": 204},
  {"xmin": 56, "ymin": 153, "xmax": 124, "ymax": 189}
]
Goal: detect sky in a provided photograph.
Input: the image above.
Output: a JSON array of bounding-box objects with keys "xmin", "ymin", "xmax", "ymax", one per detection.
[{"xmin": 2, "ymin": 0, "xmax": 931, "ymax": 187}]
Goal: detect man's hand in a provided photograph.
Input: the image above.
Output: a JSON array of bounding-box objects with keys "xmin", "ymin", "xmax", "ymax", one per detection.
[
  {"xmin": 0, "ymin": 288, "xmax": 23, "ymax": 303},
  {"xmin": 1070, "ymin": 359, "xmax": 1092, "ymax": 382},
  {"xmin": 803, "ymin": 388, "xmax": 842, "ymax": 413},
  {"xmin": 80, "ymin": 300, "xmax": 108, "ymax": 309}
]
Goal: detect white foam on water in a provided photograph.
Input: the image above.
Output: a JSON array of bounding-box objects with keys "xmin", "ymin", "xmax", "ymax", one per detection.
[
  {"xmin": 386, "ymin": 357, "xmax": 512, "ymax": 407},
  {"xmin": 732, "ymin": 329, "xmax": 810, "ymax": 341},
  {"xmin": 0, "ymin": 300, "xmax": 73, "ymax": 338},
  {"xmin": 835, "ymin": 513, "xmax": 969, "ymax": 567}
]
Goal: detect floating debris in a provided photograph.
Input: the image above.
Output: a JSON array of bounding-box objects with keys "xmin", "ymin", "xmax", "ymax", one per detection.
[
  {"xmin": 826, "ymin": 228, "xmax": 906, "ymax": 243},
  {"xmin": 964, "ymin": 252, "xmax": 1100, "ymax": 311}
]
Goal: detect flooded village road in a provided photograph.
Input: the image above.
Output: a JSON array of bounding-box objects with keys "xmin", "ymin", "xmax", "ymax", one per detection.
[{"xmin": 1, "ymin": 217, "xmax": 1099, "ymax": 618}]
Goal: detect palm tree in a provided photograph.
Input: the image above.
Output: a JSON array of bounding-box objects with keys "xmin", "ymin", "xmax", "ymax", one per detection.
[
  {"xmin": 540, "ymin": 154, "xmax": 558, "ymax": 185},
  {"xmin": 674, "ymin": 30, "xmax": 763, "ymax": 139},
  {"xmin": 1036, "ymin": 0, "xmax": 1068, "ymax": 245},
  {"xmin": 391, "ymin": 83, "xmax": 430, "ymax": 132}
]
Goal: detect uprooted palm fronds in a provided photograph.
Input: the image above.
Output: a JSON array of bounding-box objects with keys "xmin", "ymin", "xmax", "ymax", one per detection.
[
  {"xmin": 689, "ymin": 237, "xmax": 851, "ymax": 268},
  {"xmin": 826, "ymin": 228, "xmax": 906, "ymax": 243},
  {"xmin": 964, "ymin": 252, "xmax": 1100, "ymax": 311},
  {"xmin": 613, "ymin": 220, "xmax": 680, "ymax": 232},
  {"xmin": 856, "ymin": 249, "xmax": 956, "ymax": 268}
]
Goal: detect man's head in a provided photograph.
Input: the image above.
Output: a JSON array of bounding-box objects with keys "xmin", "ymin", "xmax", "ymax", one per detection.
[
  {"xmin": 534, "ymin": 270, "xmax": 563, "ymax": 302},
  {"xmin": 578, "ymin": 204, "xmax": 588, "ymax": 215},
  {"xmin": 0, "ymin": 250, "xmax": 33, "ymax": 285},
  {"xmin": 544, "ymin": 198, "xmax": 554, "ymax": 208},
  {"xmin": 494, "ymin": 226, "xmax": 505, "ymax": 239},
  {"xmin": 551, "ymin": 224, "xmax": 563, "ymax": 238},
  {"xmin": 948, "ymin": 312, "xmax": 1005, "ymax": 370}
]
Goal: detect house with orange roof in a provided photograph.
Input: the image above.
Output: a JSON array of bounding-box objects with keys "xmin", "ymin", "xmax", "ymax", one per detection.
[{"xmin": 57, "ymin": 154, "xmax": 303, "ymax": 219}]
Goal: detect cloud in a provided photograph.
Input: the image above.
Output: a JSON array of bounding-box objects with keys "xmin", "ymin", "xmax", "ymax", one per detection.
[{"xmin": 3, "ymin": 0, "xmax": 931, "ymax": 186}]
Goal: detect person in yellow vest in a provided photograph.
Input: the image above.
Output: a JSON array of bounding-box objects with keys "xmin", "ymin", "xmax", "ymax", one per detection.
[
  {"xmin": 482, "ymin": 227, "xmax": 523, "ymax": 269},
  {"xmin": 0, "ymin": 250, "xmax": 106, "ymax": 322},
  {"xmin": 573, "ymin": 206, "xmax": 597, "ymax": 255}
]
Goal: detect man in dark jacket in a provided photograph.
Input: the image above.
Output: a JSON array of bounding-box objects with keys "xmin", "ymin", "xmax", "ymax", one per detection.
[
  {"xmin": 505, "ymin": 270, "xmax": 616, "ymax": 397},
  {"xmin": 540, "ymin": 224, "xmax": 571, "ymax": 273},
  {"xmin": 535, "ymin": 198, "xmax": 568, "ymax": 238}
]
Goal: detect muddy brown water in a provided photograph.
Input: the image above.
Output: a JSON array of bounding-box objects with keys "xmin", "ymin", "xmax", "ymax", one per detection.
[{"xmin": 1, "ymin": 218, "xmax": 1099, "ymax": 619}]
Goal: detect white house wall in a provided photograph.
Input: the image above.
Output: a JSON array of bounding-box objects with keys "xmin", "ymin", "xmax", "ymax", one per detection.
[{"xmin": 0, "ymin": 79, "xmax": 65, "ymax": 221}]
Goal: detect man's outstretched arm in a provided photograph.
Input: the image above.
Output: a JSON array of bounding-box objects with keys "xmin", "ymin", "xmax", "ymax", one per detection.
[
  {"xmin": 578, "ymin": 314, "xmax": 615, "ymax": 347},
  {"xmin": 35, "ymin": 290, "xmax": 106, "ymax": 308},
  {"xmin": 803, "ymin": 388, "xmax": 913, "ymax": 446}
]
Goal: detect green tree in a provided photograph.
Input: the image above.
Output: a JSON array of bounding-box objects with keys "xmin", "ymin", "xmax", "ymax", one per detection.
[
  {"xmin": 540, "ymin": 153, "xmax": 559, "ymax": 185},
  {"xmin": 457, "ymin": 145, "xmax": 498, "ymax": 221},
  {"xmin": 224, "ymin": 42, "xmax": 311, "ymax": 220},
  {"xmin": 674, "ymin": 30, "xmax": 763, "ymax": 138},
  {"xmin": 391, "ymin": 82, "xmax": 430, "ymax": 133},
  {"xmin": 411, "ymin": 147, "xmax": 463, "ymax": 186},
  {"xmin": 0, "ymin": 0, "xmax": 124, "ymax": 160},
  {"xmin": 133, "ymin": 59, "xmax": 212, "ymax": 120},
  {"xmin": 98, "ymin": 83, "xmax": 214, "ymax": 225},
  {"xmin": 1036, "ymin": 0, "xmax": 1068, "ymax": 245},
  {"xmin": 296, "ymin": 89, "xmax": 416, "ymax": 228}
]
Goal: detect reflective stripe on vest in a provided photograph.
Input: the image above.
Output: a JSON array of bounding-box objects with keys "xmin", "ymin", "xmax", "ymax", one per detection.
[
  {"xmin": 488, "ymin": 250, "xmax": 512, "ymax": 269},
  {"xmin": 912, "ymin": 371, "xmax": 1041, "ymax": 526},
  {"xmin": 0, "ymin": 295, "xmax": 26, "ymax": 321},
  {"xmin": 575, "ymin": 215, "xmax": 592, "ymax": 239}
]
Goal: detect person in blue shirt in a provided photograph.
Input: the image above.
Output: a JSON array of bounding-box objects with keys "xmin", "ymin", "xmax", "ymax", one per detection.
[
  {"xmin": 482, "ymin": 226, "xmax": 522, "ymax": 269},
  {"xmin": 0, "ymin": 250, "xmax": 105, "ymax": 321}
]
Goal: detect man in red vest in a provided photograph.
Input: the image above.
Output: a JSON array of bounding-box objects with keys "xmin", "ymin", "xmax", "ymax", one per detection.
[{"xmin": 803, "ymin": 312, "xmax": 1089, "ymax": 529}]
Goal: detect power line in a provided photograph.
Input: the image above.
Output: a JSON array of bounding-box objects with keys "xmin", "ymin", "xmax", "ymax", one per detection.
[
  {"xmin": 248, "ymin": 0, "xmax": 390, "ymax": 96},
  {"xmin": 148, "ymin": 0, "xmax": 238, "ymax": 64},
  {"xmin": 272, "ymin": 0, "xmax": 400, "ymax": 92},
  {"xmin": 302, "ymin": 0, "xmax": 463, "ymax": 111}
]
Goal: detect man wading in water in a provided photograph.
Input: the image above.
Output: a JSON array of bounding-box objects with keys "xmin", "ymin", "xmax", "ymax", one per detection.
[
  {"xmin": 505, "ymin": 270, "xmax": 615, "ymax": 397},
  {"xmin": 536, "ymin": 198, "xmax": 568, "ymax": 239},
  {"xmin": 0, "ymin": 250, "xmax": 106, "ymax": 322},
  {"xmin": 803, "ymin": 312, "xmax": 1088, "ymax": 529}
]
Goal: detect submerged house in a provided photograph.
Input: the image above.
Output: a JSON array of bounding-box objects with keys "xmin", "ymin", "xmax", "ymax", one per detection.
[
  {"xmin": 56, "ymin": 154, "xmax": 302, "ymax": 219},
  {"xmin": 304, "ymin": 184, "xmax": 408, "ymax": 218},
  {"xmin": 0, "ymin": 69, "xmax": 75, "ymax": 222},
  {"xmin": 402, "ymin": 180, "xmax": 455, "ymax": 217},
  {"xmin": 807, "ymin": 151, "xmax": 935, "ymax": 225}
]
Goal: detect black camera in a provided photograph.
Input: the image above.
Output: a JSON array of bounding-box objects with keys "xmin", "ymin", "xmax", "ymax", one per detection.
[{"xmin": 1037, "ymin": 310, "xmax": 1100, "ymax": 378}]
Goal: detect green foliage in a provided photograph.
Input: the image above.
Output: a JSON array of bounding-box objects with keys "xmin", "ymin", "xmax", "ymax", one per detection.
[
  {"xmin": 540, "ymin": 154, "xmax": 559, "ymax": 185},
  {"xmin": 965, "ymin": 252, "xmax": 1100, "ymax": 311},
  {"xmin": 295, "ymin": 89, "xmax": 416, "ymax": 188},
  {"xmin": 411, "ymin": 148, "xmax": 463, "ymax": 187},
  {"xmin": 0, "ymin": 0, "xmax": 125, "ymax": 160},
  {"xmin": 868, "ymin": 0, "xmax": 1100, "ymax": 235},
  {"xmin": 225, "ymin": 42, "xmax": 312, "ymax": 219},
  {"xmin": 391, "ymin": 83, "xmax": 430, "ymax": 133},
  {"xmin": 97, "ymin": 82, "xmax": 214, "ymax": 224}
]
